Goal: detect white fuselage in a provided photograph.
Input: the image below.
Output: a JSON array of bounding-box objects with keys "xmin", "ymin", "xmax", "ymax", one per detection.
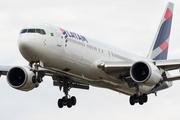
[{"xmin": 18, "ymin": 23, "xmax": 172, "ymax": 95}]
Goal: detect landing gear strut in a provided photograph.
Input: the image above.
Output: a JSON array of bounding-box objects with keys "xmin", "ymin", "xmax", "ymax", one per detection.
[
  {"xmin": 57, "ymin": 77, "xmax": 77, "ymax": 108},
  {"xmin": 31, "ymin": 61, "xmax": 42, "ymax": 84}
]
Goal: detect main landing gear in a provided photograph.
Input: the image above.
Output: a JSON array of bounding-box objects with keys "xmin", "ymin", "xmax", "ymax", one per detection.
[
  {"xmin": 129, "ymin": 93, "xmax": 148, "ymax": 105},
  {"xmin": 57, "ymin": 77, "xmax": 77, "ymax": 108},
  {"xmin": 129, "ymin": 85, "xmax": 148, "ymax": 106}
]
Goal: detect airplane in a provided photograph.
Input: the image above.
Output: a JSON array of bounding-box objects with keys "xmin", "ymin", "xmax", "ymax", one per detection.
[{"xmin": 1, "ymin": 2, "xmax": 180, "ymax": 108}]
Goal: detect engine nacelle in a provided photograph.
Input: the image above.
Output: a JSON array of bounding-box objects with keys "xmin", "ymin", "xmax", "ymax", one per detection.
[
  {"xmin": 7, "ymin": 66, "xmax": 39, "ymax": 91},
  {"xmin": 130, "ymin": 61, "xmax": 162, "ymax": 86}
]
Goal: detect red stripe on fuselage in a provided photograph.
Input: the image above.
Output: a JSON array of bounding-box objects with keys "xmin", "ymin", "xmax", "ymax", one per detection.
[
  {"xmin": 159, "ymin": 41, "xmax": 168, "ymax": 51},
  {"xmin": 60, "ymin": 28, "xmax": 65, "ymax": 33},
  {"xmin": 164, "ymin": 8, "xmax": 173, "ymax": 19}
]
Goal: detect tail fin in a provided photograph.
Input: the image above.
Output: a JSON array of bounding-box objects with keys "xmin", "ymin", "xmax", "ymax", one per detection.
[{"xmin": 147, "ymin": 2, "xmax": 174, "ymax": 60}]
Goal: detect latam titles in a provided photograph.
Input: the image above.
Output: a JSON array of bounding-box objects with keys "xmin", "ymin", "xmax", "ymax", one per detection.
[{"xmin": 60, "ymin": 28, "xmax": 88, "ymax": 43}]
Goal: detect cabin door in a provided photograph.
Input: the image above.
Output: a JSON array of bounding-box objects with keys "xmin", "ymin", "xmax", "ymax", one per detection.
[{"xmin": 56, "ymin": 30, "xmax": 62, "ymax": 47}]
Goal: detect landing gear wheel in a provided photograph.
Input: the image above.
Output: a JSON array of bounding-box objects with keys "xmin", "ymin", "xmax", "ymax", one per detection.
[
  {"xmin": 67, "ymin": 99, "xmax": 72, "ymax": 108},
  {"xmin": 58, "ymin": 99, "xmax": 64, "ymax": 108},
  {"xmin": 32, "ymin": 76, "xmax": 41, "ymax": 83},
  {"xmin": 62, "ymin": 96, "xmax": 66, "ymax": 102},
  {"xmin": 37, "ymin": 76, "xmax": 41, "ymax": 83},
  {"xmin": 71, "ymin": 96, "xmax": 76, "ymax": 106},
  {"xmin": 139, "ymin": 96, "xmax": 144, "ymax": 105},
  {"xmin": 130, "ymin": 96, "xmax": 135, "ymax": 106},
  {"xmin": 32, "ymin": 76, "xmax": 36, "ymax": 83},
  {"xmin": 129, "ymin": 93, "xmax": 148, "ymax": 105},
  {"xmin": 142, "ymin": 94, "xmax": 148, "ymax": 103}
]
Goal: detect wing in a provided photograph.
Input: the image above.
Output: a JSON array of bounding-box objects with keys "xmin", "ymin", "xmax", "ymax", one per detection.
[
  {"xmin": 97, "ymin": 59, "xmax": 180, "ymax": 82},
  {"xmin": 0, "ymin": 66, "xmax": 90, "ymax": 91},
  {"xmin": 97, "ymin": 61, "xmax": 133, "ymax": 77},
  {"xmin": 155, "ymin": 59, "xmax": 180, "ymax": 70},
  {"xmin": 0, "ymin": 66, "xmax": 13, "ymax": 76},
  {"xmin": 154, "ymin": 59, "xmax": 180, "ymax": 81}
]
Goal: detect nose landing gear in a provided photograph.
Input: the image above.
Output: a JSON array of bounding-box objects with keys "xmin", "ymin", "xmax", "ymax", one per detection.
[{"xmin": 30, "ymin": 61, "xmax": 43, "ymax": 84}]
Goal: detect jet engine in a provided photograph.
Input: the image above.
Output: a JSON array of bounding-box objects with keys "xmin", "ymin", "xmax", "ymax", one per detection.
[
  {"xmin": 130, "ymin": 61, "xmax": 162, "ymax": 86},
  {"xmin": 7, "ymin": 66, "xmax": 39, "ymax": 91}
]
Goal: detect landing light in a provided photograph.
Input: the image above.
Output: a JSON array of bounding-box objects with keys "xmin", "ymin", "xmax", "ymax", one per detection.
[{"xmin": 97, "ymin": 62, "xmax": 105, "ymax": 69}]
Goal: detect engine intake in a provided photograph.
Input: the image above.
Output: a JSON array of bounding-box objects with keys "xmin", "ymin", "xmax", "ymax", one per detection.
[
  {"xmin": 130, "ymin": 61, "xmax": 162, "ymax": 86},
  {"xmin": 7, "ymin": 66, "xmax": 39, "ymax": 91}
]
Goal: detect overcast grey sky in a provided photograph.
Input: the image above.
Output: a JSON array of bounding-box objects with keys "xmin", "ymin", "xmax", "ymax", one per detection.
[{"xmin": 1, "ymin": 0, "xmax": 180, "ymax": 120}]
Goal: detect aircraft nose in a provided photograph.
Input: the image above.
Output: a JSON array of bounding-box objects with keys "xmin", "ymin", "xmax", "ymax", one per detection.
[
  {"xmin": 18, "ymin": 35, "xmax": 33, "ymax": 51},
  {"xmin": 18, "ymin": 34, "xmax": 37, "ymax": 61}
]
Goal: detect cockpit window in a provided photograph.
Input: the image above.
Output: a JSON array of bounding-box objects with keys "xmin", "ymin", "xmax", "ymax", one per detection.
[
  {"xmin": 36, "ymin": 29, "xmax": 46, "ymax": 35},
  {"xmin": 20, "ymin": 28, "xmax": 46, "ymax": 35},
  {"xmin": 41, "ymin": 29, "xmax": 46, "ymax": 35},
  {"xmin": 36, "ymin": 29, "xmax": 41, "ymax": 34},
  {"xmin": 28, "ymin": 29, "xmax": 35, "ymax": 33},
  {"xmin": 20, "ymin": 29, "xmax": 27, "ymax": 34}
]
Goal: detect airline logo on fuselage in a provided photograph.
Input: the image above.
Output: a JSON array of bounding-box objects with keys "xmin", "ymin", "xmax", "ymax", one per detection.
[{"xmin": 60, "ymin": 28, "xmax": 88, "ymax": 43}]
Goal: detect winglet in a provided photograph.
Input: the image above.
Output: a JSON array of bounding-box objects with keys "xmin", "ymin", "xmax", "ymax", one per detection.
[{"xmin": 147, "ymin": 2, "xmax": 174, "ymax": 60}]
